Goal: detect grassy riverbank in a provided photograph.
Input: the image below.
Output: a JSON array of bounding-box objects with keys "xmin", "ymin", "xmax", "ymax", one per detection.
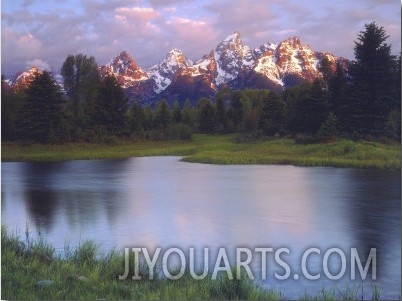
[
  {"xmin": 1, "ymin": 134, "xmax": 400, "ymax": 169},
  {"xmin": 1, "ymin": 228, "xmax": 387, "ymax": 300}
]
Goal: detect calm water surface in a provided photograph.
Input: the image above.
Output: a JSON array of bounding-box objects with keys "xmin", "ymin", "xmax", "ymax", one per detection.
[{"xmin": 1, "ymin": 157, "xmax": 400, "ymax": 298}]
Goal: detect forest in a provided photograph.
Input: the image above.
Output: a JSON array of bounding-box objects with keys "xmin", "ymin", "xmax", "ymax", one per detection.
[{"xmin": 2, "ymin": 22, "xmax": 401, "ymax": 144}]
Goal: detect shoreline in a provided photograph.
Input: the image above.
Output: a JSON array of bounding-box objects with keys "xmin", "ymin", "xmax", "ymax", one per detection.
[
  {"xmin": 1, "ymin": 134, "xmax": 400, "ymax": 169},
  {"xmin": 2, "ymin": 227, "xmax": 397, "ymax": 300}
]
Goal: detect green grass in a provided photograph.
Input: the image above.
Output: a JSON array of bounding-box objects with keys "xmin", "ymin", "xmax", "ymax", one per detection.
[
  {"xmin": 2, "ymin": 227, "xmax": 392, "ymax": 300},
  {"xmin": 0, "ymin": 226, "xmax": 281, "ymax": 300},
  {"xmin": 2, "ymin": 134, "xmax": 400, "ymax": 169}
]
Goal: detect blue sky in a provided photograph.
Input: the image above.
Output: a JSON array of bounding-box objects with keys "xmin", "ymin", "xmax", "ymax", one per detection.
[{"xmin": 1, "ymin": 0, "xmax": 400, "ymax": 76}]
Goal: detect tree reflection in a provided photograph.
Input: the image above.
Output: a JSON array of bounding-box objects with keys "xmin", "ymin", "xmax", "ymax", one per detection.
[
  {"xmin": 21, "ymin": 160, "xmax": 129, "ymax": 232},
  {"xmin": 24, "ymin": 188, "xmax": 59, "ymax": 231},
  {"xmin": 22, "ymin": 162, "xmax": 65, "ymax": 232},
  {"xmin": 345, "ymin": 169, "xmax": 401, "ymax": 281}
]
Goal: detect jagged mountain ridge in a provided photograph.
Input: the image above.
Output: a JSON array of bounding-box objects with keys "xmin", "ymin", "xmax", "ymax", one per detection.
[
  {"xmin": 101, "ymin": 32, "xmax": 343, "ymax": 105},
  {"xmin": 8, "ymin": 32, "xmax": 345, "ymax": 106},
  {"xmin": 6, "ymin": 66, "xmax": 43, "ymax": 92},
  {"xmin": 5, "ymin": 66, "xmax": 65, "ymax": 93}
]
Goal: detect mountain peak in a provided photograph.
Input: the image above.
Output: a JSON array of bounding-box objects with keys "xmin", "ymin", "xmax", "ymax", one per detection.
[
  {"xmin": 112, "ymin": 51, "xmax": 137, "ymax": 66},
  {"xmin": 214, "ymin": 31, "xmax": 255, "ymax": 85},
  {"xmin": 168, "ymin": 48, "xmax": 184, "ymax": 55},
  {"xmin": 147, "ymin": 48, "xmax": 193, "ymax": 93},
  {"xmin": 12, "ymin": 66, "xmax": 42, "ymax": 91},
  {"xmin": 164, "ymin": 48, "xmax": 192, "ymax": 66},
  {"xmin": 222, "ymin": 31, "xmax": 242, "ymax": 44},
  {"xmin": 119, "ymin": 50, "xmax": 131, "ymax": 57},
  {"xmin": 100, "ymin": 50, "xmax": 148, "ymax": 88},
  {"xmin": 7, "ymin": 33, "xmax": 347, "ymax": 105},
  {"xmin": 280, "ymin": 36, "xmax": 302, "ymax": 48}
]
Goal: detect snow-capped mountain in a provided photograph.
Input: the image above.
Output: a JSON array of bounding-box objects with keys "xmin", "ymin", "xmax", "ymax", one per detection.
[
  {"xmin": 99, "ymin": 51, "xmax": 149, "ymax": 88},
  {"xmin": 140, "ymin": 32, "xmax": 343, "ymax": 104},
  {"xmin": 147, "ymin": 49, "xmax": 193, "ymax": 93},
  {"xmin": 213, "ymin": 31, "xmax": 256, "ymax": 86},
  {"xmin": 7, "ymin": 32, "xmax": 346, "ymax": 105},
  {"xmin": 9, "ymin": 66, "xmax": 43, "ymax": 91}
]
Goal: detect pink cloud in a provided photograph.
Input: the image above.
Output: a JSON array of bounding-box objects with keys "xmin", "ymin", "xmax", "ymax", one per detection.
[
  {"xmin": 2, "ymin": 28, "xmax": 42, "ymax": 57},
  {"xmin": 163, "ymin": 7, "xmax": 177, "ymax": 13},
  {"xmin": 26, "ymin": 58, "xmax": 51, "ymax": 71},
  {"xmin": 165, "ymin": 16, "xmax": 218, "ymax": 58},
  {"xmin": 115, "ymin": 7, "xmax": 160, "ymax": 22}
]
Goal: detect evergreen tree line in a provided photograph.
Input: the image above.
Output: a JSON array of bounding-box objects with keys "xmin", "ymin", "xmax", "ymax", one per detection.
[{"xmin": 2, "ymin": 22, "xmax": 400, "ymax": 144}]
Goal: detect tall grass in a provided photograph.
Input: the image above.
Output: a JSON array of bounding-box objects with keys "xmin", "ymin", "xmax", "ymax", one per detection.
[
  {"xmin": 2, "ymin": 135, "xmax": 400, "ymax": 169},
  {"xmin": 2, "ymin": 227, "xmax": 396, "ymax": 300},
  {"xmin": 1, "ymin": 226, "xmax": 281, "ymax": 300}
]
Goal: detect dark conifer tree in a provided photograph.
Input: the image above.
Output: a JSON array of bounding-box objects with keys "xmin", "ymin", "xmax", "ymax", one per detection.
[
  {"xmin": 259, "ymin": 91, "xmax": 286, "ymax": 136},
  {"xmin": 61, "ymin": 54, "xmax": 101, "ymax": 137},
  {"xmin": 198, "ymin": 98, "xmax": 215, "ymax": 133},
  {"xmin": 155, "ymin": 99, "xmax": 171, "ymax": 130},
  {"xmin": 347, "ymin": 22, "xmax": 397, "ymax": 136},
  {"xmin": 17, "ymin": 71, "xmax": 65, "ymax": 143},
  {"xmin": 2, "ymin": 76, "xmax": 25, "ymax": 140},
  {"xmin": 215, "ymin": 87, "xmax": 231, "ymax": 132},
  {"xmin": 182, "ymin": 99, "xmax": 195, "ymax": 128},
  {"xmin": 172, "ymin": 100, "xmax": 182, "ymax": 124},
  {"xmin": 94, "ymin": 75, "xmax": 128, "ymax": 136},
  {"xmin": 130, "ymin": 100, "xmax": 146, "ymax": 133},
  {"xmin": 228, "ymin": 91, "xmax": 245, "ymax": 128},
  {"xmin": 287, "ymin": 80, "xmax": 328, "ymax": 135}
]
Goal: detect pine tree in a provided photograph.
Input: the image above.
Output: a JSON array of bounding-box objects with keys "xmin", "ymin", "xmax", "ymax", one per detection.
[
  {"xmin": 61, "ymin": 54, "xmax": 101, "ymax": 138},
  {"xmin": 215, "ymin": 94, "xmax": 226, "ymax": 131},
  {"xmin": 329, "ymin": 63, "xmax": 348, "ymax": 112},
  {"xmin": 228, "ymin": 91, "xmax": 245, "ymax": 129},
  {"xmin": 287, "ymin": 80, "xmax": 328, "ymax": 135},
  {"xmin": 94, "ymin": 75, "xmax": 128, "ymax": 136},
  {"xmin": 2, "ymin": 76, "xmax": 25, "ymax": 140},
  {"xmin": 172, "ymin": 100, "xmax": 182, "ymax": 124},
  {"xmin": 215, "ymin": 87, "xmax": 231, "ymax": 132},
  {"xmin": 259, "ymin": 91, "xmax": 286, "ymax": 136},
  {"xmin": 198, "ymin": 98, "xmax": 215, "ymax": 133},
  {"xmin": 182, "ymin": 99, "xmax": 195, "ymax": 128},
  {"xmin": 318, "ymin": 56, "xmax": 335, "ymax": 88},
  {"xmin": 155, "ymin": 99, "xmax": 171, "ymax": 130},
  {"xmin": 316, "ymin": 112, "xmax": 339, "ymax": 141},
  {"xmin": 17, "ymin": 71, "xmax": 65, "ymax": 143},
  {"xmin": 130, "ymin": 100, "xmax": 146, "ymax": 133},
  {"xmin": 347, "ymin": 22, "xmax": 397, "ymax": 136}
]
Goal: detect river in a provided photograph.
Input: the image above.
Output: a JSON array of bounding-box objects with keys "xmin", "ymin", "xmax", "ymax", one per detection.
[{"xmin": 1, "ymin": 157, "xmax": 400, "ymax": 298}]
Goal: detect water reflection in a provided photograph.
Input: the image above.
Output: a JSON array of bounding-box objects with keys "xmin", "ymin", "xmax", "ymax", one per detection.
[
  {"xmin": 344, "ymin": 169, "xmax": 401, "ymax": 281},
  {"xmin": 1, "ymin": 157, "xmax": 400, "ymax": 298},
  {"xmin": 21, "ymin": 163, "xmax": 63, "ymax": 231}
]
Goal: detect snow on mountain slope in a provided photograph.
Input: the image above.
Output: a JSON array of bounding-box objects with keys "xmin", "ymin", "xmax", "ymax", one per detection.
[
  {"xmin": 147, "ymin": 49, "xmax": 192, "ymax": 93},
  {"xmin": 11, "ymin": 66, "xmax": 42, "ymax": 91},
  {"xmin": 99, "ymin": 51, "xmax": 149, "ymax": 88},
  {"xmin": 8, "ymin": 32, "xmax": 347, "ymax": 104},
  {"xmin": 254, "ymin": 48, "xmax": 283, "ymax": 86},
  {"xmin": 275, "ymin": 36, "xmax": 320, "ymax": 80},
  {"xmin": 214, "ymin": 31, "xmax": 256, "ymax": 86}
]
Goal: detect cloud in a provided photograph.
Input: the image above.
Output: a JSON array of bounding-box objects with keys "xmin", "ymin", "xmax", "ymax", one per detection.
[
  {"xmin": 290, "ymin": 2, "xmax": 401, "ymax": 59},
  {"xmin": 1, "ymin": 28, "xmax": 43, "ymax": 68},
  {"xmin": 163, "ymin": 7, "xmax": 177, "ymax": 13},
  {"xmin": 148, "ymin": 0, "xmax": 193, "ymax": 7},
  {"xmin": 1, "ymin": 29, "xmax": 52, "ymax": 76},
  {"xmin": 26, "ymin": 58, "xmax": 51, "ymax": 70},
  {"xmin": 164, "ymin": 16, "xmax": 217, "ymax": 59},
  {"xmin": 1, "ymin": 0, "xmax": 400, "ymax": 76},
  {"xmin": 115, "ymin": 6, "xmax": 159, "ymax": 19},
  {"xmin": 206, "ymin": 0, "xmax": 276, "ymax": 39},
  {"xmin": 114, "ymin": 6, "xmax": 161, "ymax": 30}
]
